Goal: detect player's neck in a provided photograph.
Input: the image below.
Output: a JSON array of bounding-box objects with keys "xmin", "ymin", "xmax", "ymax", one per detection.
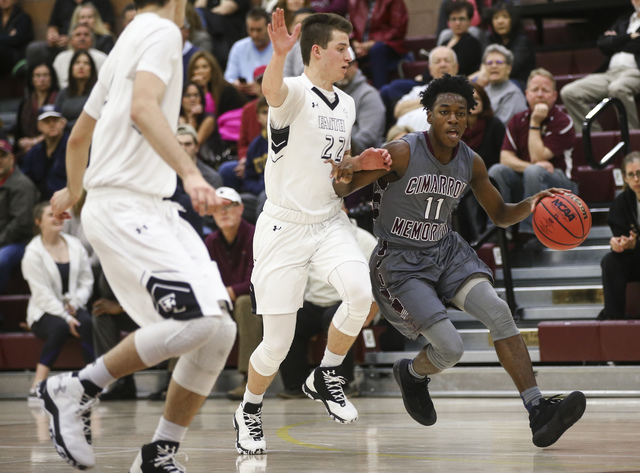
[
  {"xmin": 304, "ymin": 65, "xmax": 335, "ymax": 92},
  {"xmin": 426, "ymin": 130, "xmax": 456, "ymax": 164}
]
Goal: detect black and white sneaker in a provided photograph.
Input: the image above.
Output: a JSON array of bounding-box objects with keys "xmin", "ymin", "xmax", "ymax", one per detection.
[
  {"xmin": 38, "ymin": 372, "xmax": 99, "ymax": 470},
  {"xmin": 130, "ymin": 440, "xmax": 185, "ymax": 472},
  {"xmin": 393, "ymin": 358, "xmax": 437, "ymax": 426},
  {"xmin": 233, "ymin": 402, "xmax": 266, "ymax": 455},
  {"xmin": 302, "ymin": 367, "xmax": 358, "ymax": 424},
  {"xmin": 530, "ymin": 391, "xmax": 586, "ymax": 447}
]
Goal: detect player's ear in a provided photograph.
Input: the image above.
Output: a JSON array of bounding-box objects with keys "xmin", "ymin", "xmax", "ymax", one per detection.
[{"xmin": 426, "ymin": 109, "xmax": 433, "ymax": 124}]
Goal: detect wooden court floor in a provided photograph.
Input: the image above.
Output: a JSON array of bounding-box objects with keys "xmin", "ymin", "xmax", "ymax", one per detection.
[{"xmin": 1, "ymin": 396, "xmax": 639, "ymax": 472}]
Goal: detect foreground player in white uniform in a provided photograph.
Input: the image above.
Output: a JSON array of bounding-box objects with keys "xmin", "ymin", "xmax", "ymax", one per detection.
[
  {"xmin": 41, "ymin": 0, "xmax": 237, "ymax": 470},
  {"xmin": 233, "ymin": 9, "xmax": 391, "ymax": 454}
]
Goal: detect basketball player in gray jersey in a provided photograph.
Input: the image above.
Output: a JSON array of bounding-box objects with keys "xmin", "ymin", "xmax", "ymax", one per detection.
[{"xmin": 332, "ymin": 74, "xmax": 586, "ymax": 448}]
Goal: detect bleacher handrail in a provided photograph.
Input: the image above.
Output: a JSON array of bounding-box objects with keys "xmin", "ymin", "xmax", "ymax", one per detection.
[{"xmin": 582, "ymin": 97, "xmax": 630, "ymax": 170}]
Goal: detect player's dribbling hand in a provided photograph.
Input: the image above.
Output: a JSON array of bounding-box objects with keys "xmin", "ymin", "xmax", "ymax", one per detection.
[
  {"xmin": 51, "ymin": 187, "xmax": 76, "ymax": 220},
  {"xmin": 327, "ymin": 158, "xmax": 353, "ymax": 183},
  {"xmin": 183, "ymin": 173, "xmax": 222, "ymax": 215},
  {"xmin": 357, "ymin": 148, "xmax": 392, "ymax": 172},
  {"xmin": 529, "ymin": 188, "xmax": 571, "ymax": 212}
]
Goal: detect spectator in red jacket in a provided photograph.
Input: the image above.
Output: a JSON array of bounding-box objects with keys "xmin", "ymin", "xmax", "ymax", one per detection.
[{"xmin": 348, "ymin": 0, "xmax": 408, "ymax": 89}]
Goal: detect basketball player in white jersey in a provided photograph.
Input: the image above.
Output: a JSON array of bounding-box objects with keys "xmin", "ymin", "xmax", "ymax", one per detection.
[
  {"xmin": 41, "ymin": 0, "xmax": 237, "ymax": 470},
  {"xmin": 233, "ymin": 9, "xmax": 391, "ymax": 455}
]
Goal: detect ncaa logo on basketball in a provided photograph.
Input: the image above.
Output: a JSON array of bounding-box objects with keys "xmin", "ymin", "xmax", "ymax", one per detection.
[{"xmin": 550, "ymin": 198, "xmax": 575, "ymax": 222}]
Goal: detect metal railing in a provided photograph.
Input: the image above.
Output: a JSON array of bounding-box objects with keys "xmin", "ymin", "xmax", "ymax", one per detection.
[{"xmin": 582, "ymin": 97, "xmax": 630, "ymax": 170}]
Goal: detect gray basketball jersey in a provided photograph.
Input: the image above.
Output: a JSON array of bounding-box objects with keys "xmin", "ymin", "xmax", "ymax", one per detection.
[{"xmin": 373, "ymin": 132, "xmax": 475, "ymax": 249}]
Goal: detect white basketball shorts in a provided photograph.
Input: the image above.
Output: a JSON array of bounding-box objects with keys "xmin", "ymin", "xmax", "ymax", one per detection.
[
  {"xmin": 82, "ymin": 188, "xmax": 225, "ymax": 327},
  {"xmin": 251, "ymin": 209, "xmax": 367, "ymax": 315}
]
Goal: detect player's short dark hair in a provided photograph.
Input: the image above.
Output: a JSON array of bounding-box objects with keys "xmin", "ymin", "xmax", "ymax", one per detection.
[
  {"xmin": 300, "ymin": 13, "xmax": 352, "ymax": 66},
  {"xmin": 247, "ymin": 6, "xmax": 270, "ymax": 24},
  {"xmin": 134, "ymin": 0, "xmax": 168, "ymax": 9},
  {"xmin": 420, "ymin": 73, "xmax": 477, "ymax": 112}
]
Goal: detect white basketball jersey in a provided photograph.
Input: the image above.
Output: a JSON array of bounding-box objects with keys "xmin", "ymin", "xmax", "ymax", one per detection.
[
  {"xmin": 82, "ymin": 13, "xmax": 183, "ymax": 198},
  {"xmin": 265, "ymin": 74, "xmax": 356, "ymax": 217}
]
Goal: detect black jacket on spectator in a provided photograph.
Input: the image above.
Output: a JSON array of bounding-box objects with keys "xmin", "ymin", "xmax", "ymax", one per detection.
[
  {"xmin": 0, "ymin": 5, "xmax": 34, "ymax": 73},
  {"xmin": 486, "ymin": 29, "xmax": 535, "ymax": 87},
  {"xmin": 597, "ymin": 13, "xmax": 640, "ymax": 72}
]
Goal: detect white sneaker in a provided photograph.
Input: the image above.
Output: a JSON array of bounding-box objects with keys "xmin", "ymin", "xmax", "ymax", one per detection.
[
  {"xmin": 129, "ymin": 440, "xmax": 186, "ymax": 472},
  {"xmin": 302, "ymin": 367, "xmax": 358, "ymax": 424},
  {"xmin": 38, "ymin": 372, "xmax": 99, "ymax": 469},
  {"xmin": 233, "ymin": 402, "xmax": 266, "ymax": 455}
]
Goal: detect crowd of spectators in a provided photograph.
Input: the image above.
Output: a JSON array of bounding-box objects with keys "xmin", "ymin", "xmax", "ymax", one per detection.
[{"xmin": 2, "ymin": 0, "xmax": 640, "ymax": 400}]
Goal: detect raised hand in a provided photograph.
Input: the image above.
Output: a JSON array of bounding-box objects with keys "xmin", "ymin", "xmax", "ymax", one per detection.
[{"xmin": 268, "ymin": 8, "xmax": 301, "ymax": 56}]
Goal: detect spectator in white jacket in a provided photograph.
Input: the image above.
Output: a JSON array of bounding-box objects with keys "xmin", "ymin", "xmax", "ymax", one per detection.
[{"xmin": 22, "ymin": 201, "xmax": 94, "ymax": 400}]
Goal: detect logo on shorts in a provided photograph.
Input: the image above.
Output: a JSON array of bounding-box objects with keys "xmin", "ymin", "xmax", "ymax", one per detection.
[
  {"xmin": 158, "ymin": 293, "xmax": 185, "ymax": 314},
  {"xmin": 273, "ymin": 225, "xmax": 281, "ymax": 231},
  {"xmin": 146, "ymin": 276, "xmax": 201, "ymax": 320}
]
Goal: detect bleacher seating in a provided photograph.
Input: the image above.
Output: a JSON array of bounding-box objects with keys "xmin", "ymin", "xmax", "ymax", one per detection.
[{"xmin": 539, "ymin": 319, "xmax": 640, "ymax": 362}]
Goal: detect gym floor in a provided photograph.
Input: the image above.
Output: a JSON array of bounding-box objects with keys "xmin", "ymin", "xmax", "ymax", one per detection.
[{"xmin": 1, "ymin": 396, "xmax": 639, "ymax": 472}]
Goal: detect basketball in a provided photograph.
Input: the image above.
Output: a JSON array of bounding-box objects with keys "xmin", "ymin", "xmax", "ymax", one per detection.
[{"xmin": 532, "ymin": 193, "xmax": 592, "ymax": 250}]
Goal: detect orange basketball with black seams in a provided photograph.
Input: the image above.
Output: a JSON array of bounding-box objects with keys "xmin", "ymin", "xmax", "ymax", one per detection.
[{"xmin": 532, "ymin": 193, "xmax": 592, "ymax": 250}]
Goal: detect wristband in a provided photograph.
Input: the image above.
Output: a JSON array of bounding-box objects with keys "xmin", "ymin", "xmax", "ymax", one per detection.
[{"xmin": 529, "ymin": 126, "xmax": 541, "ymax": 130}]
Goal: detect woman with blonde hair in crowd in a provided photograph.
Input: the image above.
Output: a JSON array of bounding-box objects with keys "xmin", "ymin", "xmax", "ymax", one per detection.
[
  {"xmin": 22, "ymin": 201, "xmax": 94, "ymax": 402},
  {"xmin": 69, "ymin": 2, "xmax": 115, "ymax": 53}
]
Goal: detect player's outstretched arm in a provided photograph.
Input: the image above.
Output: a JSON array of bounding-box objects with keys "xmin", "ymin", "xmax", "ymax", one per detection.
[
  {"xmin": 131, "ymin": 71, "xmax": 222, "ymax": 215},
  {"xmin": 471, "ymin": 154, "xmax": 568, "ymax": 227},
  {"xmin": 262, "ymin": 8, "xmax": 300, "ymax": 108},
  {"xmin": 51, "ymin": 111, "xmax": 96, "ymax": 219},
  {"xmin": 332, "ymin": 140, "xmax": 408, "ymax": 197}
]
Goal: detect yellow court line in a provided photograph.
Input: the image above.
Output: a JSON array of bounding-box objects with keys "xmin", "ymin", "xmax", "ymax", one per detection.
[{"xmin": 276, "ymin": 418, "xmax": 637, "ymax": 470}]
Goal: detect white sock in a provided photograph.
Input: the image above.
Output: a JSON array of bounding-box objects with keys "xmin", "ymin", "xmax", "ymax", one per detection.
[
  {"xmin": 152, "ymin": 416, "xmax": 188, "ymax": 443},
  {"xmin": 242, "ymin": 387, "xmax": 264, "ymax": 406},
  {"xmin": 320, "ymin": 347, "xmax": 346, "ymax": 368},
  {"xmin": 78, "ymin": 357, "xmax": 117, "ymax": 389}
]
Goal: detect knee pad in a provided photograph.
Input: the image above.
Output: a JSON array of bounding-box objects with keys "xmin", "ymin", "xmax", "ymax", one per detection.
[
  {"xmin": 249, "ymin": 313, "xmax": 296, "ymax": 377},
  {"xmin": 458, "ymin": 280, "xmax": 520, "ymax": 342},
  {"xmin": 425, "ymin": 335, "xmax": 464, "ymax": 370},
  {"xmin": 172, "ymin": 311, "xmax": 237, "ymax": 396},
  {"xmin": 421, "ymin": 318, "xmax": 464, "ymax": 370},
  {"xmin": 328, "ymin": 262, "xmax": 372, "ymax": 337},
  {"xmin": 134, "ymin": 315, "xmax": 222, "ymax": 368}
]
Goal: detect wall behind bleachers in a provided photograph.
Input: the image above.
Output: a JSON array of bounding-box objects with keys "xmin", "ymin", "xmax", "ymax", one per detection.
[{"xmin": 22, "ymin": 0, "xmax": 440, "ymax": 41}]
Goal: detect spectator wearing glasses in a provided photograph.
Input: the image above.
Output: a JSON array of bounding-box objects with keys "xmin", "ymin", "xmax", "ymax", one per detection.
[
  {"xmin": 436, "ymin": 0, "xmax": 482, "ymax": 76},
  {"xmin": 599, "ymin": 151, "xmax": 640, "ymax": 319},
  {"xmin": 204, "ymin": 187, "xmax": 259, "ymax": 400},
  {"xmin": 482, "ymin": 44, "xmax": 527, "ymax": 126}
]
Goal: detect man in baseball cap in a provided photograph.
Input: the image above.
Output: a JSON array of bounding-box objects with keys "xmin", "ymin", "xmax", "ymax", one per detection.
[
  {"xmin": 21, "ymin": 105, "xmax": 68, "ymax": 200},
  {"xmin": 205, "ymin": 185, "xmax": 259, "ymax": 401},
  {"xmin": 37, "ymin": 104, "xmax": 64, "ymax": 121}
]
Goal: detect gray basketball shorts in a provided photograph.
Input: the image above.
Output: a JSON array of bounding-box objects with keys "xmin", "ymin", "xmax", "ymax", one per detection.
[{"xmin": 370, "ymin": 231, "xmax": 493, "ymax": 339}]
